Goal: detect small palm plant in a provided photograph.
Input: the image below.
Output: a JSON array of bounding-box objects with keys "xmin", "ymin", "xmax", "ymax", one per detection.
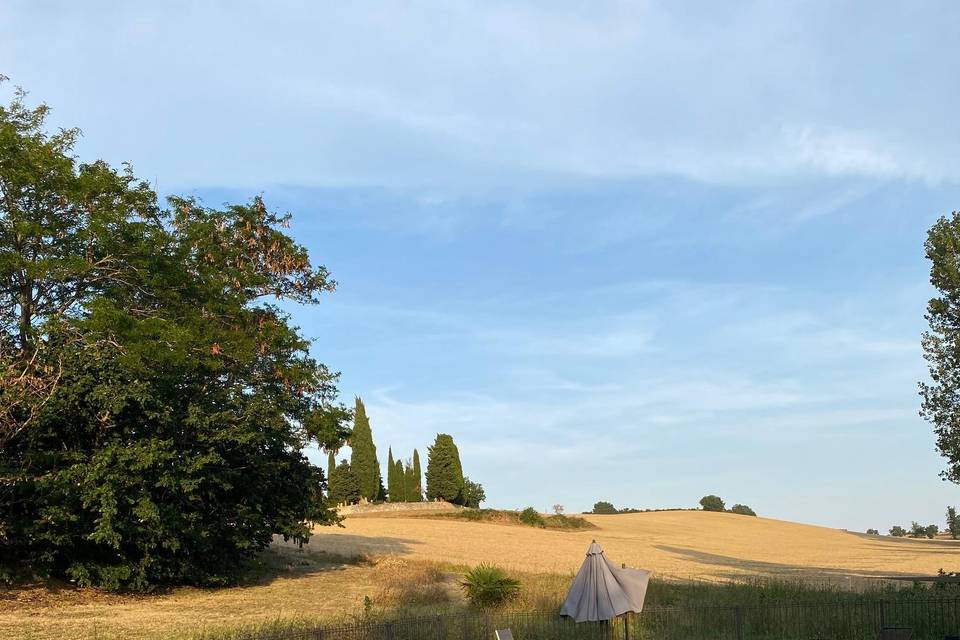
[{"xmin": 460, "ymin": 564, "xmax": 521, "ymax": 608}]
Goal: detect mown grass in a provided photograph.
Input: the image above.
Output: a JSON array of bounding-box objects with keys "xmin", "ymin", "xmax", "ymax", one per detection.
[{"xmin": 185, "ymin": 566, "xmax": 960, "ymax": 640}]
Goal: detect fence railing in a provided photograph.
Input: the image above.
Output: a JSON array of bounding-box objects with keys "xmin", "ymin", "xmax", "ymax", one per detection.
[{"xmin": 234, "ymin": 598, "xmax": 960, "ymax": 640}]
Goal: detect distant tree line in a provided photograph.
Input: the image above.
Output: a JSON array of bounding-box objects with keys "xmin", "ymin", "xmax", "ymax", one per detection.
[
  {"xmin": 326, "ymin": 398, "xmax": 485, "ymax": 508},
  {"xmin": 699, "ymin": 495, "xmax": 757, "ymax": 516},
  {"xmin": 877, "ymin": 505, "xmax": 960, "ymax": 539},
  {"xmin": 588, "ymin": 496, "xmax": 756, "ymax": 517}
]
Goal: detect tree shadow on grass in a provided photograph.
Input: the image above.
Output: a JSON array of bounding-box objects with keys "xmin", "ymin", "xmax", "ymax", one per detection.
[
  {"xmin": 238, "ymin": 533, "xmax": 421, "ymax": 587},
  {"xmin": 847, "ymin": 531, "xmax": 960, "ymax": 553},
  {"xmin": 653, "ymin": 544, "xmax": 953, "ymax": 582},
  {"xmin": 0, "ymin": 534, "xmax": 423, "ymax": 600}
]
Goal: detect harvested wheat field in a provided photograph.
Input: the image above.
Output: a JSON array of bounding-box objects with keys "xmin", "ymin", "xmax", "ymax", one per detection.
[
  {"xmin": 303, "ymin": 510, "xmax": 960, "ymax": 581},
  {"xmin": 4, "ymin": 510, "xmax": 960, "ymax": 640}
]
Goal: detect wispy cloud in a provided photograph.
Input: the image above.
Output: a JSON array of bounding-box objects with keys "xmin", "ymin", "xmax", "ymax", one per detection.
[{"xmin": 3, "ymin": 2, "xmax": 957, "ymax": 188}]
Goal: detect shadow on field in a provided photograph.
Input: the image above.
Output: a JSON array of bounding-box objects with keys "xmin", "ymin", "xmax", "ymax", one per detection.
[
  {"xmin": 849, "ymin": 532, "xmax": 960, "ymax": 552},
  {"xmin": 296, "ymin": 532, "xmax": 421, "ymax": 557},
  {"xmin": 654, "ymin": 545, "xmax": 949, "ymax": 582},
  {"xmin": 241, "ymin": 534, "xmax": 419, "ymax": 587}
]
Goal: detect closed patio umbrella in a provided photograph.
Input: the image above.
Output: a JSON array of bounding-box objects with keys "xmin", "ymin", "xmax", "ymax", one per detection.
[{"xmin": 560, "ymin": 540, "xmax": 652, "ymax": 623}]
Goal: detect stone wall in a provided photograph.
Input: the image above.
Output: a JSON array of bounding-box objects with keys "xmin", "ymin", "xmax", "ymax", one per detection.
[{"xmin": 336, "ymin": 501, "xmax": 462, "ymax": 515}]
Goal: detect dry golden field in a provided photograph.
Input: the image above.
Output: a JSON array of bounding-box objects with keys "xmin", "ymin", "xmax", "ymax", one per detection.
[
  {"xmin": 305, "ymin": 510, "xmax": 960, "ymax": 581},
  {"xmin": 4, "ymin": 510, "xmax": 960, "ymax": 640}
]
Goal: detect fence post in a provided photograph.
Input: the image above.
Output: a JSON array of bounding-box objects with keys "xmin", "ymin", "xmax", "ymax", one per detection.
[
  {"xmin": 385, "ymin": 621, "xmax": 395, "ymax": 640},
  {"xmin": 484, "ymin": 612, "xmax": 491, "ymax": 640},
  {"xmin": 623, "ymin": 613, "xmax": 630, "ymax": 640},
  {"xmin": 734, "ymin": 606, "xmax": 744, "ymax": 640},
  {"xmin": 879, "ymin": 599, "xmax": 887, "ymax": 630}
]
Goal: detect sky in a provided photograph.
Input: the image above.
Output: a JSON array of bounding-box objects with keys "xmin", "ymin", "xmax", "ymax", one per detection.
[{"xmin": 3, "ymin": 1, "xmax": 960, "ymax": 531}]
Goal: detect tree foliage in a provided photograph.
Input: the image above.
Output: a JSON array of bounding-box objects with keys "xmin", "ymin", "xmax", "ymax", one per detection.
[
  {"xmin": 403, "ymin": 457, "xmax": 417, "ymax": 502},
  {"xmin": 461, "ymin": 477, "xmax": 485, "ymax": 509},
  {"xmin": 729, "ymin": 504, "xmax": 757, "ymax": 516},
  {"xmin": 425, "ymin": 433, "xmax": 464, "ymax": 502},
  {"xmin": 699, "ymin": 495, "xmax": 726, "ymax": 512},
  {"xmin": 327, "ymin": 450, "xmax": 337, "ymax": 491},
  {"xmin": 948, "ymin": 506, "xmax": 960, "ymax": 539},
  {"xmin": 328, "ymin": 459, "xmax": 360, "ymax": 506},
  {"xmin": 519, "ymin": 507, "xmax": 545, "ymax": 527},
  {"xmin": 592, "ymin": 501, "xmax": 618, "ymax": 514},
  {"xmin": 393, "ymin": 459, "xmax": 406, "ymax": 502},
  {"xmin": 889, "ymin": 525, "xmax": 907, "ymax": 537},
  {"xmin": 349, "ymin": 397, "xmax": 381, "ymax": 502},
  {"xmin": 921, "ymin": 213, "xmax": 960, "ymax": 483},
  {"xmin": 387, "ymin": 447, "xmax": 396, "ymax": 501},
  {"xmin": 409, "ymin": 448, "xmax": 423, "ymax": 502},
  {"xmin": 0, "ymin": 83, "xmax": 350, "ymax": 589}
]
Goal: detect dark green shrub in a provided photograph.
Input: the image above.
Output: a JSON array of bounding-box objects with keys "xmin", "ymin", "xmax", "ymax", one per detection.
[
  {"xmin": 543, "ymin": 514, "xmax": 593, "ymax": 529},
  {"xmin": 889, "ymin": 525, "xmax": 907, "ymax": 537},
  {"xmin": 592, "ymin": 501, "xmax": 617, "ymax": 514},
  {"xmin": 519, "ymin": 507, "xmax": 545, "ymax": 527},
  {"xmin": 699, "ymin": 495, "xmax": 725, "ymax": 512},
  {"xmin": 866, "ymin": 528, "xmax": 879, "ymax": 535},
  {"xmin": 461, "ymin": 477, "xmax": 486, "ymax": 509},
  {"xmin": 729, "ymin": 504, "xmax": 757, "ymax": 516},
  {"xmin": 460, "ymin": 564, "xmax": 520, "ymax": 608}
]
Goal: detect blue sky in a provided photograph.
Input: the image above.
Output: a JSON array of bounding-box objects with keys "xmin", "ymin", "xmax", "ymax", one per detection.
[{"xmin": 3, "ymin": 1, "xmax": 960, "ymax": 531}]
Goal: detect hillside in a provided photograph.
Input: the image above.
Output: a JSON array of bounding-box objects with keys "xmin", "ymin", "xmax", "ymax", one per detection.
[
  {"xmin": 299, "ymin": 510, "xmax": 960, "ymax": 581},
  {"xmin": 7, "ymin": 510, "xmax": 960, "ymax": 640}
]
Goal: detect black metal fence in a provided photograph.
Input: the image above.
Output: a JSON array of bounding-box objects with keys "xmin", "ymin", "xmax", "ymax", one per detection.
[{"xmin": 235, "ymin": 598, "xmax": 960, "ymax": 640}]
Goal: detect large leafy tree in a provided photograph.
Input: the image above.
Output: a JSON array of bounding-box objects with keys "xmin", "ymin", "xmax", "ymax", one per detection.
[
  {"xmin": 0, "ymin": 82, "xmax": 350, "ymax": 589},
  {"xmin": 349, "ymin": 397, "xmax": 381, "ymax": 501},
  {"xmin": 699, "ymin": 495, "xmax": 726, "ymax": 512},
  {"xmin": 921, "ymin": 212, "xmax": 960, "ymax": 483},
  {"xmin": 425, "ymin": 433, "xmax": 464, "ymax": 503}
]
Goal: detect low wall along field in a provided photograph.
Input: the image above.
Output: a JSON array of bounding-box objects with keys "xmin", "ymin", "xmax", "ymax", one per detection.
[{"xmin": 335, "ymin": 501, "xmax": 462, "ymax": 516}]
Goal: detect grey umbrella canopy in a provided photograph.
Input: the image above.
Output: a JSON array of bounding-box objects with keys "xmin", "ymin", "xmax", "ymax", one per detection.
[{"xmin": 560, "ymin": 540, "xmax": 652, "ymax": 623}]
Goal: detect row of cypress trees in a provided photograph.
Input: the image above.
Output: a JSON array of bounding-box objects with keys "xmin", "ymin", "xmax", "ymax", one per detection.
[
  {"xmin": 325, "ymin": 397, "xmax": 470, "ymax": 506},
  {"xmin": 387, "ymin": 447, "xmax": 423, "ymax": 503}
]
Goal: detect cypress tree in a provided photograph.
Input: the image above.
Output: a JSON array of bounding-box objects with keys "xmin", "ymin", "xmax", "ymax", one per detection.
[
  {"xmin": 393, "ymin": 459, "xmax": 406, "ymax": 502},
  {"xmin": 376, "ymin": 475, "xmax": 387, "ymax": 503},
  {"xmin": 387, "ymin": 447, "xmax": 396, "ymax": 502},
  {"xmin": 327, "ymin": 450, "xmax": 336, "ymax": 494},
  {"xmin": 411, "ymin": 449, "xmax": 423, "ymax": 502},
  {"xmin": 425, "ymin": 434, "xmax": 464, "ymax": 503},
  {"xmin": 403, "ymin": 458, "xmax": 417, "ymax": 502},
  {"xmin": 349, "ymin": 397, "xmax": 381, "ymax": 501},
  {"xmin": 329, "ymin": 459, "xmax": 360, "ymax": 506}
]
